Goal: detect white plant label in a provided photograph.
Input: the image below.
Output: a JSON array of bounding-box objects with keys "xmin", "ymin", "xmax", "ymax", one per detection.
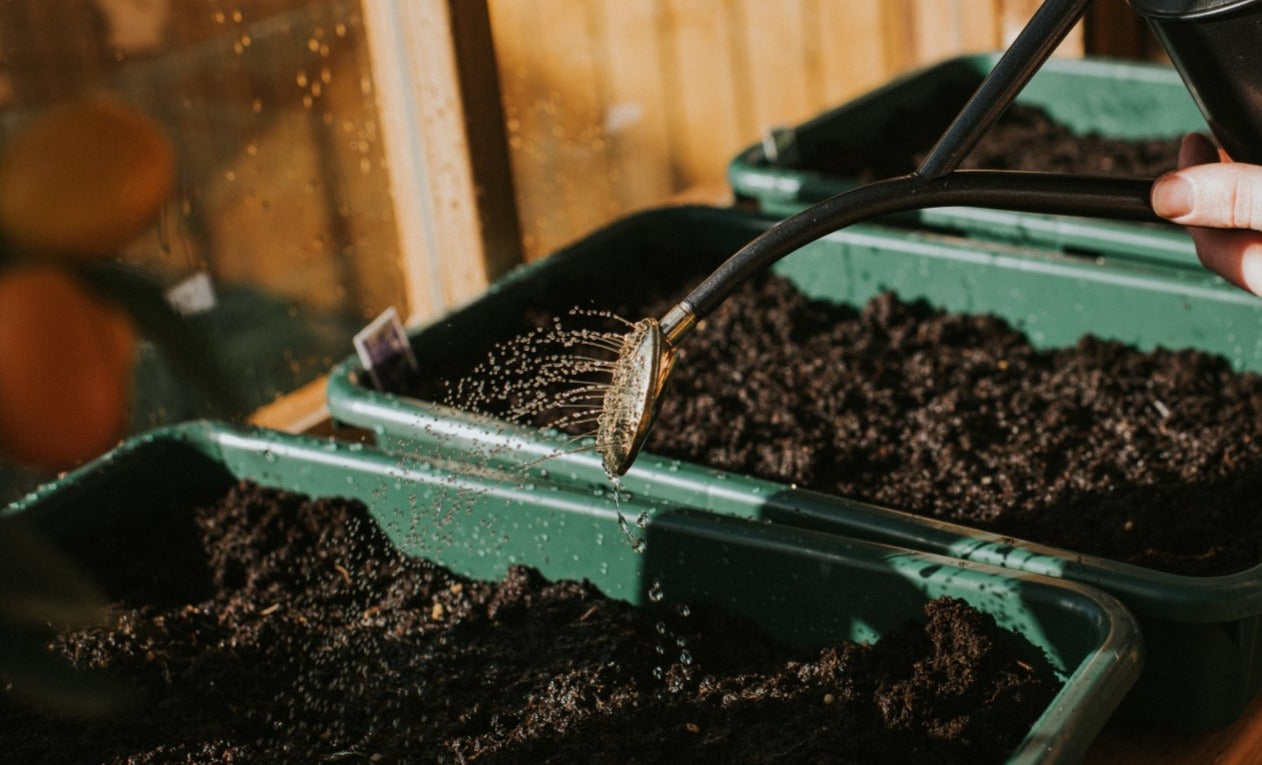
[
  {"xmin": 165, "ymin": 271, "xmax": 217, "ymax": 315},
  {"xmin": 353, "ymin": 306, "xmax": 419, "ymax": 391}
]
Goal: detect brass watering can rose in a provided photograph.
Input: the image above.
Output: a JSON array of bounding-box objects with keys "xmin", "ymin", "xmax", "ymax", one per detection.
[{"xmin": 595, "ymin": 308, "xmax": 693, "ymax": 477}]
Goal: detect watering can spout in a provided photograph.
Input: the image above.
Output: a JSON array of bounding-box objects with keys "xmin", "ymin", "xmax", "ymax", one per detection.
[
  {"xmin": 921, "ymin": 0, "xmax": 1262, "ymax": 177},
  {"xmin": 595, "ymin": 0, "xmax": 1262, "ymax": 476}
]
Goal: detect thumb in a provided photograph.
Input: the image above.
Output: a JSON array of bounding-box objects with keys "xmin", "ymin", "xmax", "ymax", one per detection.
[{"xmin": 1152, "ymin": 161, "xmax": 1262, "ymax": 230}]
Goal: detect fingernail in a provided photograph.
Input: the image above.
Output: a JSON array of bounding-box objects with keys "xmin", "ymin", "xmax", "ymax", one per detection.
[{"xmin": 1152, "ymin": 175, "xmax": 1194, "ymax": 219}]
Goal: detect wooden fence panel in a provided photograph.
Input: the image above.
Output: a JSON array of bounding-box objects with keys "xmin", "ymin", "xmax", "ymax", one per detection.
[
  {"xmin": 487, "ymin": 0, "xmax": 1086, "ymax": 261},
  {"xmin": 596, "ymin": 0, "xmax": 676, "ymax": 210}
]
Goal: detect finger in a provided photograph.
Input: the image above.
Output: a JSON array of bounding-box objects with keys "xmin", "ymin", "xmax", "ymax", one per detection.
[
  {"xmin": 1178, "ymin": 131, "xmax": 1218, "ymax": 168},
  {"xmin": 1189, "ymin": 226, "xmax": 1262, "ymax": 296},
  {"xmin": 1151, "ymin": 162, "xmax": 1262, "ymax": 229}
]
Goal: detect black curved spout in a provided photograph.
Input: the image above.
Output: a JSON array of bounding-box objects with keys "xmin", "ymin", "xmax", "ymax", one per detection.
[
  {"xmin": 616, "ymin": 0, "xmax": 1262, "ymax": 477},
  {"xmin": 918, "ymin": 0, "xmax": 1092, "ymax": 178},
  {"xmin": 679, "ymin": 170, "xmax": 1159, "ymax": 320}
]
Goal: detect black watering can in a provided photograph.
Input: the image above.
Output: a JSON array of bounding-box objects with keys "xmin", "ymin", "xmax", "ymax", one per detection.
[{"xmin": 594, "ymin": 0, "xmax": 1262, "ymax": 477}]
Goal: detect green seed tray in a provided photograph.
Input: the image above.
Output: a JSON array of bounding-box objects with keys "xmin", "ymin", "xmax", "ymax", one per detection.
[
  {"xmin": 4, "ymin": 421, "xmax": 1140, "ymax": 765},
  {"xmin": 327, "ymin": 205, "xmax": 1262, "ymax": 730},
  {"xmin": 727, "ymin": 53, "xmax": 1207, "ymax": 267}
]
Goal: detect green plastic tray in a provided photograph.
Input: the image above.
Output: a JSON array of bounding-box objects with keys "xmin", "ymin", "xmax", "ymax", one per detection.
[
  {"xmin": 728, "ymin": 53, "xmax": 1207, "ymax": 267},
  {"xmin": 4, "ymin": 421, "xmax": 1140, "ymax": 765},
  {"xmin": 327, "ymin": 205, "xmax": 1262, "ymax": 731}
]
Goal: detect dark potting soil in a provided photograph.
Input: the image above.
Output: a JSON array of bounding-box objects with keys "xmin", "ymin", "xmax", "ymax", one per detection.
[
  {"xmin": 644, "ymin": 283, "xmax": 1262, "ymax": 577},
  {"xmin": 2, "ymin": 481, "xmax": 1060, "ymax": 764},
  {"xmin": 784, "ymin": 94, "xmax": 1182, "ymax": 183},
  {"xmin": 401, "ymin": 267, "xmax": 1262, "ymax": 577}
]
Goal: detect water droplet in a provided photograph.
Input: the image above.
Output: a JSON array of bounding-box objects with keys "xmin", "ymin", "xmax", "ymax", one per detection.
[{"xmin": 648, "ymin": 579, "xmax": 664, "ymax": 602}]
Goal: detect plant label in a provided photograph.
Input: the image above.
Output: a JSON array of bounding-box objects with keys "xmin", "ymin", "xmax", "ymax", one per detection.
[{"xmin": 354, "ymin": 306, "xmax": 419, "ymax": 391}]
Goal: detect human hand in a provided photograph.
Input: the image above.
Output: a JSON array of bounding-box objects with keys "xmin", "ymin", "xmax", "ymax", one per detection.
[{"xmin": 1151, "ymin": 132, "xmax": 1262, "ymax": 296}]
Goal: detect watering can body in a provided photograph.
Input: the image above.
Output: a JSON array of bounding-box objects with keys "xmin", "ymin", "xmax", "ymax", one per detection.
[{"xmin": 1131, "ymin": 0, "xmax": 1262, "ymax": 164}]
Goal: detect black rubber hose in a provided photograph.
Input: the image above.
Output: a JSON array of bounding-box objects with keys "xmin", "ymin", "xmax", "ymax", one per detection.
[{"xmin": 681, "ymin": 170, "xmax": 1160, "ymax": 319}]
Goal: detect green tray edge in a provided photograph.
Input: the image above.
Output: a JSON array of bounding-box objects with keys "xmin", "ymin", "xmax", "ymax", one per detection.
[
  {"xmin": 5, "ymin": 420, "xmax": 1143, "ymax": 765},
  {"xmin": 727, "ymin": 53, "xmax": 1205, "ymax": 265}
]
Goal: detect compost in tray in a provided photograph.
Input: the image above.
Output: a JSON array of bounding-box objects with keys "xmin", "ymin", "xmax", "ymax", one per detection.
[
  {"xmin": 784, "ymin": 87, "xmax": 1182, "ymax": 184},
  {"xmin": 394, "ymin": 258, "xmax": 1262, "ymax": 578},
  {"xmin": 1, "ymin": 481, "xmax": 1060, "ymax": 764}
]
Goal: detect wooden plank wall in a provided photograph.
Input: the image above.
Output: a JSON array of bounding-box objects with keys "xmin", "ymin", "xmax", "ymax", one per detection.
[
  {"xmin": 487, "ymin": 0, "xmax": 1086, "ymax": 262},
  {"xmin": 360, "ymin": 0, "xmax": 522, "ymax": 324},
  {"xmin": 0, "ymin": 0, "xmax": 1154, "ymax": 317}
]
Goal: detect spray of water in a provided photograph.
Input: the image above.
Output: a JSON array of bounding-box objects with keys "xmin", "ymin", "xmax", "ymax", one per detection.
[
  {"xmin": 428, "ymin": 309, "xmax": 697, "ymax": 675},
  {"xmin": 431, "ymin": 308, "xmax": 651, "ymax": 550},
  {"xmin": 443, "ymin": 309, "xmax": 638, "ymax": 437}
]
